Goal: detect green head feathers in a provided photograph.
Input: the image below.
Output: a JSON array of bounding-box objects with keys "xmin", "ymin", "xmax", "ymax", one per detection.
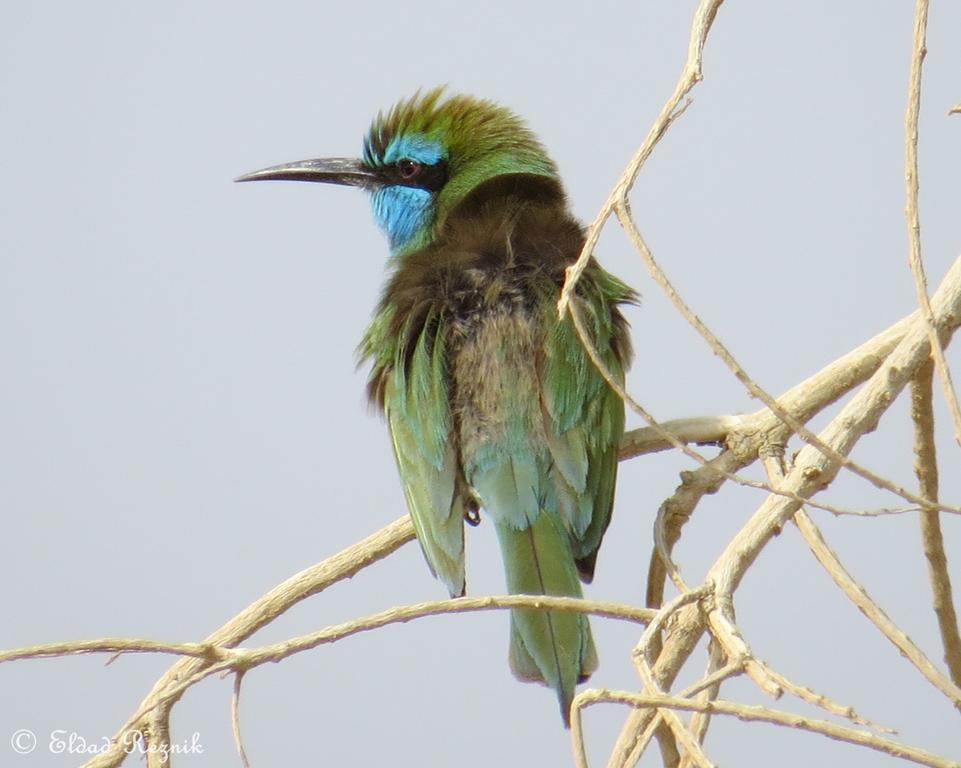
[
  {"xmin": 237, "ymin": 88, "xmax": 561, "ymax": 254},
  {"xmin": 365, "ymin": 88, "xmax": 561, "ymax": 253}
]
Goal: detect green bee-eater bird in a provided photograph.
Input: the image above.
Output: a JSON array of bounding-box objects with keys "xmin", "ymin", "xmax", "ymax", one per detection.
[{"xmin": 238, "ymin": 88, "xmax": 634, "ymax": 724}]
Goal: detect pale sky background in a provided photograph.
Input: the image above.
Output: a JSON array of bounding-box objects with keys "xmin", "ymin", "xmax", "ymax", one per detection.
[{"xmin": 2, "ymin": 2, "xmax": 960, "ymax": 766}]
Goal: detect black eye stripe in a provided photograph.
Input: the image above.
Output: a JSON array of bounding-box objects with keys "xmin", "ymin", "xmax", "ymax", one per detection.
[{"xmin": 390, "ymin": 159, "xmax": 448, "ymax": 192}]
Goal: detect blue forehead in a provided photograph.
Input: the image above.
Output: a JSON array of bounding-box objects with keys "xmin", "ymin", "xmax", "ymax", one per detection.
[{"xmin": 382, "ymin": 134, "xmax": 446, "ymax": 165}]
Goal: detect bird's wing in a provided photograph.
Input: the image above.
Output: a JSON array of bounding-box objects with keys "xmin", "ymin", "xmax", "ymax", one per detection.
[
  {"xmin": 540, "ymin": 270, "xmax": 632, "ymax": 582},
  {"xmin": 383, "ymin": 312, "xmax": 466, "ymax": 597}
]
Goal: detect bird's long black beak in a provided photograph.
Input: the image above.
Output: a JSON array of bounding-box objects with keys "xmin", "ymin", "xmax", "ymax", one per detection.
[{"xmin": 234, "ymin": 157, "xmax": 378, "ymax": 188}]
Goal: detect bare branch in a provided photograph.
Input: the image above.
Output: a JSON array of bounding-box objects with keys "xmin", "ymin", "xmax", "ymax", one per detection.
[
  {"xmin": 707, "ymin": 252, "xmax": 961, "ymax": 603},
  {"xmin": 637, "ymin": 656, "xmax": 714, "ymax": 768},
  {"xmin": 912, "ymin": 360, "xmax": 961, "ymax": 690},
  {"xmin": 645, "ymin": 304, "xmax": 929, "ymax": 612},
  {"xmin": 616, "ymin": 202, "xmax": 961, "ymax": 515},
  {"xmin": 618, "ymin": 416, "xmax": 740, "ymax": 459},
  {"xmin": 629, "ymin": 585, "xmax": 716, "ymax": 768},
  {"xmin": 611, "ymin": 255, "xmax": 961, "ymax": 764},
  {"xmin": 83, "ymin": 516, "xmax": 416, "ymax": 768},
  {"xmin": 578, "ymin": 690, "xmax": 960, "ymax": 768},
  {"xmin": 143, "ymin": 708, "xmax": 171, "ymax": 768},
  {"xmin": 573, "ymin": 662, "xmax": 745, "ymax": 768},
  {"xmin": 107, "ymin": 594, "xmax": 656, "ymax": 764}
]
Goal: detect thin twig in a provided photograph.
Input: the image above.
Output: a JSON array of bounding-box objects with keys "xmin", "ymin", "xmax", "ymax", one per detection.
[
  {"xmin": 0, "ymin": 638, "xmax": 232, "ymax": 665},
  {"xmin": 4, "ymin": 595, "xmax": 653, "ymax": 670},
  {"xmin": 793, "ymin": 509, "xmax": 961, "ymax": 708},
  {"xmin": 757, "ymin": 660, "xmax": 894, "ymax": 733},
  {"xmin": 703, "ymin": 606, "xmax": 780, "ymax": 697},
  {"xmin": 903, "ymin": 0, "xmax": 961, "ymax": 450},
  {"xmin": 231, "ymin": 671, "xmax": 252, "ymax": 768},
  {"xmin": 825, "ymin": 505, "xmax": 925, "ymax": 517},
  {"xmin": 756, "ymin": 473, "xmax": 896, "ymax": 735},
  {"xmin": 677, "ymin": 640, "xmax": 728, "ymax": 768},
  {"xmin": 557, "ymin": 0, "xmax": 725, "ymax": 317}
]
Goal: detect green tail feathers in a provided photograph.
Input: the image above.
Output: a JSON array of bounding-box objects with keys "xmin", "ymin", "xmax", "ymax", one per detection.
[{"xmin": 494, "ymin": 512, "xmax": 598, "ymax": 726}]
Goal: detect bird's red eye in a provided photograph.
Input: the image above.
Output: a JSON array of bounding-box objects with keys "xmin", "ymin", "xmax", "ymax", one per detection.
[{"xmin": 397, "ymin": 159, "xmax": 421, "ymax": 179}]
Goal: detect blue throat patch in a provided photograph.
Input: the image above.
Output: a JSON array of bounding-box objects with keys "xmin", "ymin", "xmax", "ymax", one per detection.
[
  {"xmin": 367, "ymin": 134, "xmax": 447, "ymax": 255},
  {"xmin": 370, "ymin": 185, "xmax": 434, "ymax": 254}
]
